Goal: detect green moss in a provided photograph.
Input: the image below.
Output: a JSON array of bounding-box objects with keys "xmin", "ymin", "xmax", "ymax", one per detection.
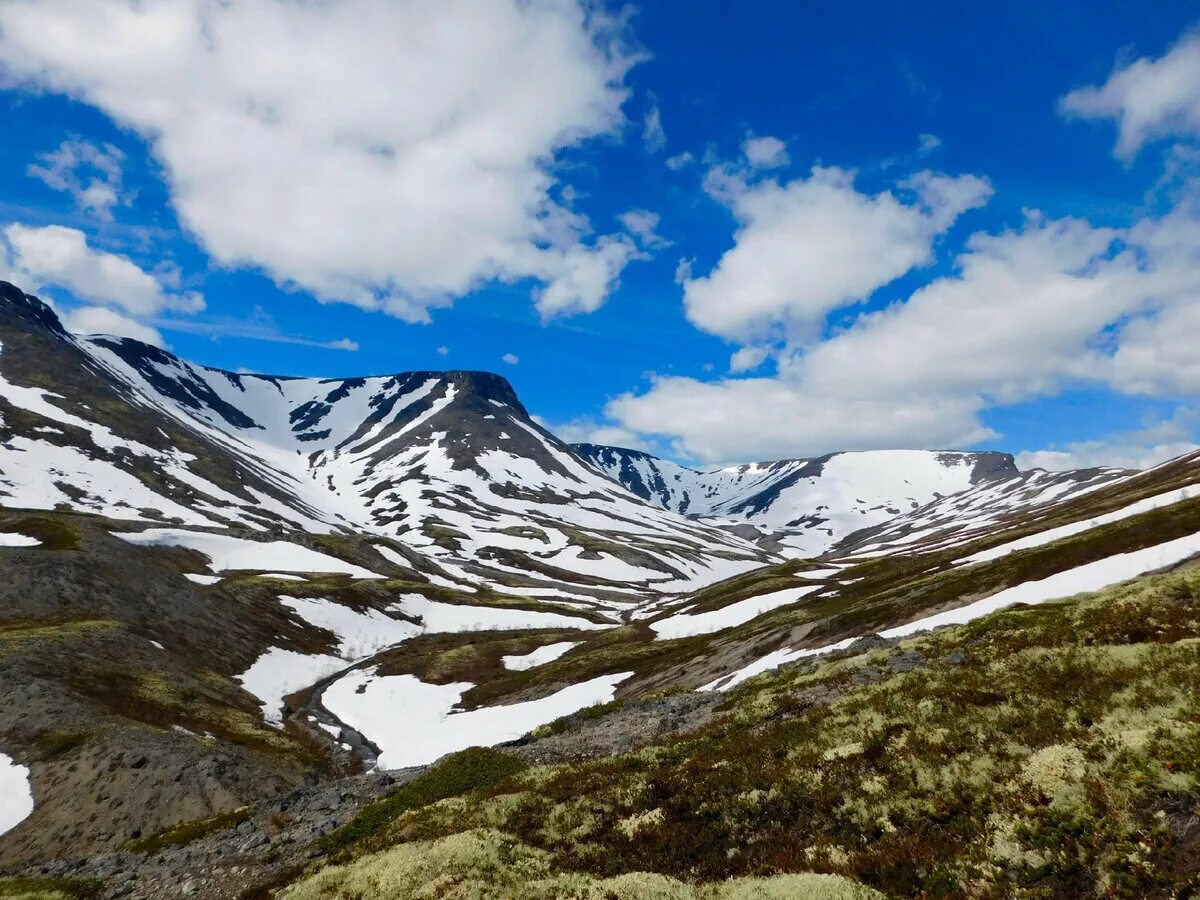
[
  {"xmin": 319, "ymin": 747, "xmax": 529, "ymax": 855},
  {"xmin": 291, "ymin": 571, "xmax": 1200, "ymax": 897},
  {"xmin": 0, "ymin": 516, "xmax": 82, "ymax": 551},
  {"xmin": 123, "ymin": 806, "xmax": 252, "ymax": 852}
]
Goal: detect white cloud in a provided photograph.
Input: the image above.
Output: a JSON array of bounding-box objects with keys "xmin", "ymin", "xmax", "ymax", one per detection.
[
  {"xmin": 1061, "ymin": 32, "xmax": 1200, "ymax": 159},
  {"xmin": 1016, "ymin": 409, "xmax": 1199, "ymax": 471},
  {"xmin": 917, "ymin": 133, "xmax": 942, "ymax": 156},
  {"xmin": 682, "ymin": 165, "xmax": 992, "ymax": 343},
  {"xmin": 437, "ymin": 345, "xmax": 449, "ymax": 357},
  {"xmin": 502, "ymin": 353, "xmax": 520, "ymax": 365},
  {"xmin": 61, "ymin": 305, "xmax": 164, "ymax": 346},
  {"xmin": 1, "ymin": 223, "xmax": 203, "ymax": 316},
  {"xmin": 533, "ymin": 234, "xmax": 644, "ymax": 318},
  {"xmin": 728, "ymin": 346, "xmax": 769, "ymax": 373},
  {"xmin": 27, "ymin": 139, "xmax": 127, "ymax": 219},
  {"xmin": 606, "ymin": 374, "xmax": 992, "ymax": 463},
  {"xmin": 546, "ymin": 416, "xmax": 648, "ymax": 451},
  {"xmin": 603, "ymin": 195, "xmax": 1200, "ymax": 464},
  {"xmin": 665, "ymin": 151, "xmax": 694, "ymax": 171},
  {"xmin": 643, "ymin": 100, "xmax": 666, "ymax": 153},
  {"xmin": 617, "ymin": 209, "xmax": 667, "ymax": 248},
  {"xmin": 156, "ymin": 310, "xmax": 359, "ymax": 351},
  {"xmin": 742, "ymin": 135, "xmax": 789, "ymax": 169},
  {"xmin": 0, "ymin": 0, "xmax": 644, "ymax": 321}
]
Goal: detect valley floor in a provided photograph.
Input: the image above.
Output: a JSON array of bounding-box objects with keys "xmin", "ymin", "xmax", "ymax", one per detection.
[{"xmin": 4, "ymin": 566, "xmax": 1199, "ymax": 898}]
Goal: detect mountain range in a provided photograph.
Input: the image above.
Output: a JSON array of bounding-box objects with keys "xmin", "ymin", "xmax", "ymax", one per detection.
[{"xmin": 1, "ymin": 279, "xmax": 1198, "ymax": 897}]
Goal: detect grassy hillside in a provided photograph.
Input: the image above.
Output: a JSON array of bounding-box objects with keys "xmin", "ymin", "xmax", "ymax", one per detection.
[{"xmin": 283, "ymin": 567, "xmax": 1200, "ymax": 898}]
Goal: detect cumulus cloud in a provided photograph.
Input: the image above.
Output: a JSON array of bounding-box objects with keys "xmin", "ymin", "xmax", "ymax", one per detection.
[
  {"xmin": 742, "ymin": 135, "xmax": 789, "ymax": 169},
  {"xmin": 728, "ymin": 346, "xmax": 769, "ymax": 373},
  {"xmin": 0, "ymin": 0, "xmax": 646, "ymax": 321},
  {"xmin": 1061, "ymin": 32, "xmax": 1200, "ymax": 159},
  {"xmin": 27, "ymin": 139, "xmax": 127, "ymax": 219},
  {"xmin": 682, "ymin": 164, "xmax": 992, "ymax": 343},
  {"xmin": 1017, "ymin": 409, "xmax": 1200, "ymax": 471},
  {"xmin": 606, "ymin": 374, "xmax": 993, "ymax": 463},
  {"xmin": 502, "ymin": 353, "xmax": 520, "ymax": 365},
  {"xmin": 61, "ymin": 305, "xmax": 164, "ymax": 346},
  {"xmin": 544, "ymin": 416, "xmax": 649, "ymax": 452},
  {"xmin": 437, "ymin": 345, "xmax": 450, "ymax": 357},
  {"xmin": 1, "ymin": 224, "xmax": 203, "ymax": 316},
  {"xmin": 665, "ymin": 151, "xmax": 694, "ymax": 171},
  {"xmin": 603, "ymin": 195, "xmax": 1200, "ymax": 464},
  {"xmin": 617, "ymin": 210, "xmax": 668, "ymax": 248}
]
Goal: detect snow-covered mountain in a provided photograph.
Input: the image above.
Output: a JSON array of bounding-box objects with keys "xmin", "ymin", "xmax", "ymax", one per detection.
[
  {"xmin": 0, "ymin": 282, "xmax": 773, "ymax": 606},
  {"xmin": 6, "ymin": 275, "xmax": 1200, "ymax": 884},
  {"xmin": 572, "ymin": 443, "xmax": 1101, "ymax": 556}
]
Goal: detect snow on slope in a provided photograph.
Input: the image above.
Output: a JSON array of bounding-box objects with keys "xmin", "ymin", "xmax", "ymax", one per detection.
[
  {"xmin": 650, "ymin": 584, "xmax": 823, "ymax": 640},
  {"xmin": 75, "ymin": 334, "xmax": 772, "ymax": 600},
  {"xmin": 502, "ymin": 641, "xmax": 580, "ymax": 671},
  {"xmin": 0, "ymin": 532, "xmax": 39, "ymax": 547},
  {"xmin": 116, "ymin": 529, "xmax": 384, "ymax": 579},
  {"xmin": 831, "ymin": 465, "xmax": 1129, "ymax": 559},
  {"xmin": 322, "ymin": 669, "xmax": 631, "ymax": 768},
  {"xmin": 0, "ymin": 751, "xmax": 33, "ymax": 838},
  {"xmin": 706, "ymin": 526, "xmax": 1200, "ymax": 692},
  {"xmin": 957, "ymin": 484, "xmax": 1197, "ymax": 566},
  {"xmin": 575, "ymin": 444, "xmax": 1021, "ymax": 556}
]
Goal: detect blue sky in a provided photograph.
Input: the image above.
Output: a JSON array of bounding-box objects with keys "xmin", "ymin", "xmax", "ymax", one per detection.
[{"xmin": 0, "ymin": 1, "xmax": 1198, "ymax": 470}]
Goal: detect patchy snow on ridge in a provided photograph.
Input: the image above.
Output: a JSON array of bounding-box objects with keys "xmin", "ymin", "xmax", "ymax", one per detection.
[
  {"xmin": 958, "ymin": 484, "xmax": 1199, "ymax": 567},
  {"xmin": 650, "ymin": 585, "xmax": 822, "ymax": 640},
  {"xmin": 322, "ymin": 669, "xmax": 632, "ymax": 768},
  {"xmin": 706, "ymin": 529, "xmax": 1200, "ymax": 692},
  {"xmin": 576, "ymin": 444, "xmax": 1017, "ymax": 557},
  {"xmin": 279, "ymin": 596, "xmax": 420, "ymax": 659},
  {"xmin": 387, "ymin": 593, "xmax": 609, "ymax": 632}
]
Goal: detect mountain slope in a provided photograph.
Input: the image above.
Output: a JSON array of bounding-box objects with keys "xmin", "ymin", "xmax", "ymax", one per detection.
[
  {"xmin": 4, "ymin": 277, "xmax": 1200, "ymax": 898},
  {"xmin": 0, "ymin": 281, "xmax": 773, "ymax": 606},
  {"xmin": 572, "ymin": 442, "xmax": 1101, "ymax": 556}
]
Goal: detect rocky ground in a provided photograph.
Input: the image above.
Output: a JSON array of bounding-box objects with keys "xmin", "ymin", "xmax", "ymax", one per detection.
[{"xmin": 0, "ymin": 686, "xmax": 746, "ymax": 899}]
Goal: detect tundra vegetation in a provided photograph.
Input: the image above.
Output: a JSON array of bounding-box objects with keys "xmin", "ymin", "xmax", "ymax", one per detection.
[{"xmin": 281, "ymin": 570, "xmax": 1200, "ymax": 898}]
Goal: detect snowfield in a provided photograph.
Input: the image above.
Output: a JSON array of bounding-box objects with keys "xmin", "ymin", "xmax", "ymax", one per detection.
[
  {"xmin": 237, "ymin": 648, "xmax": 346, "ymax": 725},
  {"xmin": 322, "ymin": 669, "xmax": 632, "ymax": 768}
]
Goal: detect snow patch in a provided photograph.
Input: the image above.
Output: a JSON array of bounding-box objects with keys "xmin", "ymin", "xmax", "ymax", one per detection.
[
  {"xmin": 0, "ymin": 751, "xmax": 34, "ymax": 837},
  {"xmin": 0, "ymin": 533, "xmax": 40, "ymax": 548},
  {"xmin": 502, "ymin": 641, "xmax": 580, "ymax": 671},
  {"xmin": 323, "ymin": 669, "xmax": 631, "ymax": 768},
  {"xmin": 651, "ymin": 585, "xmax": 821, "ymax": 640},
  {"xmin": 116, "ymin": 529, "xmax": 382, "ymax": 579}
]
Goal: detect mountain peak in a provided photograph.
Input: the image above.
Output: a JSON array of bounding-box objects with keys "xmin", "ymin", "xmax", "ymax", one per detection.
[{"xmin": 0, "ymin": 280, "xmax": 67, "ymax": 338}]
